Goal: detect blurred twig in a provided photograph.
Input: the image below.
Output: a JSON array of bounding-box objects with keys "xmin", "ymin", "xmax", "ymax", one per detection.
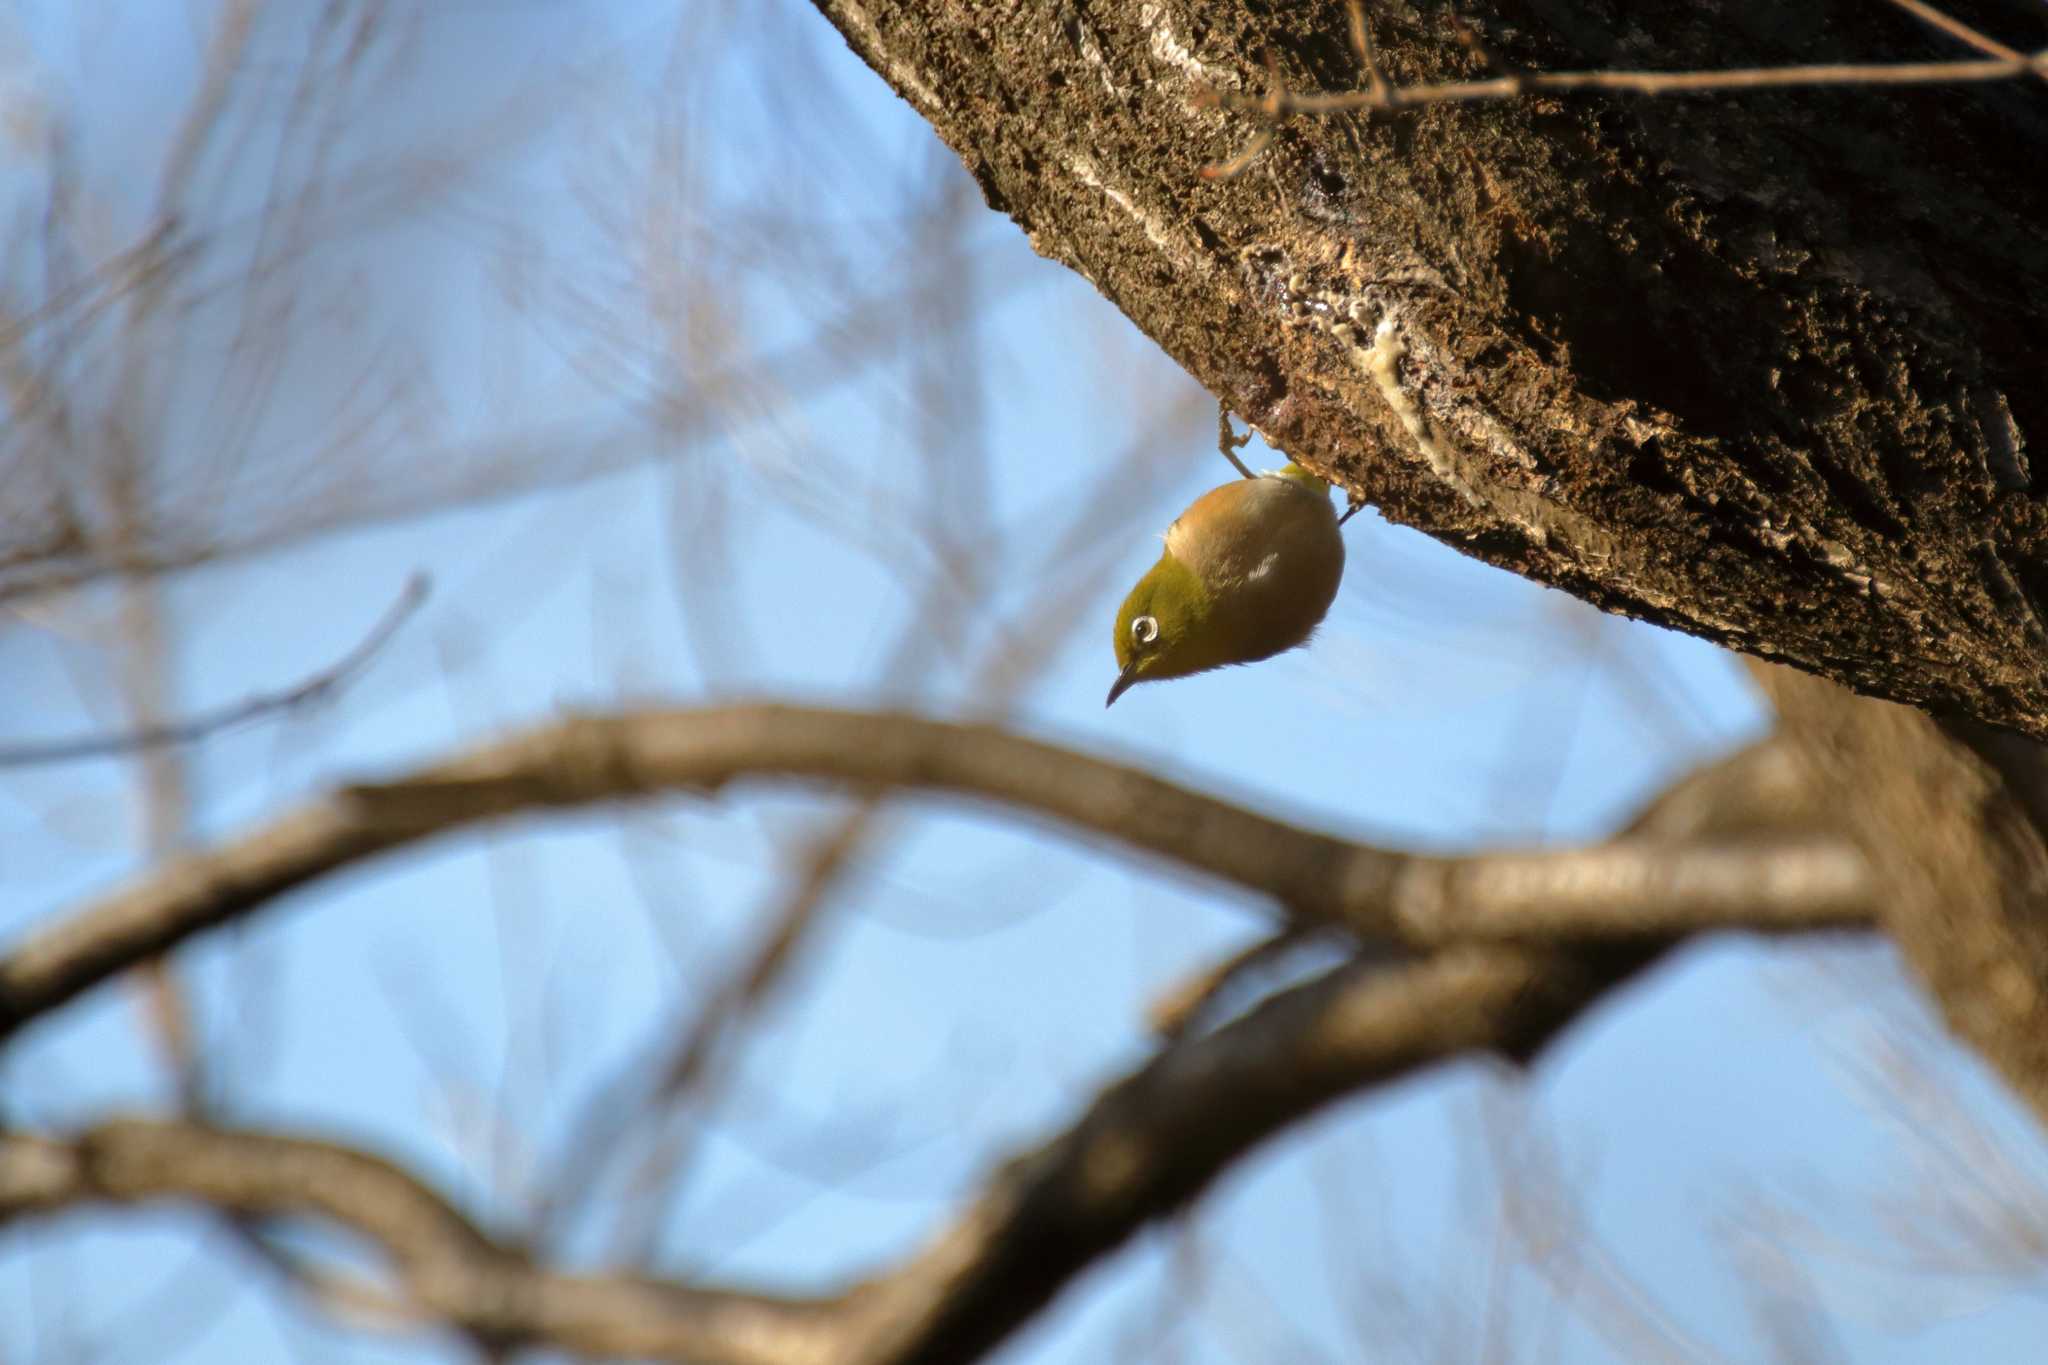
[
  {"xmin": 548, "ymin": 360, "xmax": 1199, "ymax": 1259},
  {"xmin": 0, "ymin": 574, "xmax": 428, "ymax": 768}
]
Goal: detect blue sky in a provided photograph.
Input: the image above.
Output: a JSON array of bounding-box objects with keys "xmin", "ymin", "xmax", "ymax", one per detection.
[{"xmin": 4, "ymin": 2, "xmax": 2048, "ymax": 1361}]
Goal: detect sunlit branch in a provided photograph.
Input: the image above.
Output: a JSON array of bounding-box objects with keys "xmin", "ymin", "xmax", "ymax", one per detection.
[{"xmin": 0, "ymin": 703, "xmax": 1874, "ymax": 1040}]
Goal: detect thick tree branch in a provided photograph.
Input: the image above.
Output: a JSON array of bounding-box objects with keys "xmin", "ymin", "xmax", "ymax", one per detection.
[
  {"xmin": 819, "ymin": 944, "xmax": 1628, "ymax": 1364},
  {"xmin": 0, "ymin": 943, "xmax": 1636, "ymax": 1365},
  {"xmin": 1746, "ymin": 661, "xmax": 2048, "ymax": 1123},
  {"xmin": 0, "ymin": 704, "xmax": 1873, "ymax": 1040},
  {"xmin": 0, "ymin": 712, "xmax": 1857, "ymax": 1363},
  {"xmin": 809, "ymin": 0, "xmax": 2048, "ymax": 736}
]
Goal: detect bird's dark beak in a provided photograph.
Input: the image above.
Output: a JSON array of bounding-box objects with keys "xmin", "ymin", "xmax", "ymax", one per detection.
[{"xmin": 1105, "ymin": 662, "xmax": 1141, "ymax": 708}]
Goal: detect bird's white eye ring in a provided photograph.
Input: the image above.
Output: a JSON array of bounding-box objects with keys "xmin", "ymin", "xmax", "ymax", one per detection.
[{"xmin": 1131, "ymin": 615, "xmax": 1159, "ymax": 645}]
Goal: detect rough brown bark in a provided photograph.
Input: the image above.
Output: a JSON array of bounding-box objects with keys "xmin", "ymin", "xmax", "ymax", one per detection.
[
  {"xmin": 810, "ymin": 0, "xmax": 2048, "ymax": 735},
  {"xmin": 804, "ymin": 0, "xmax": 2048, "ymax": 1165}
]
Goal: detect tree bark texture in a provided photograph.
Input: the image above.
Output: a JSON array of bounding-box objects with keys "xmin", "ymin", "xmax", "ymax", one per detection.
[{"xmin": 811, "ymin": 0, "xmax": 2048, "ymax": 735}]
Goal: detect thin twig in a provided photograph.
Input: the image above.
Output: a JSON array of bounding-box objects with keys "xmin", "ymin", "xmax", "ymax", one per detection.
[
  {"xmin": 541, "ymin": 404, "xmax": 1210, "ymax": 1256},
  {"xmin": 1345, "ymin": 1, "xmax": 1390, "ymax": 106},
  {"xmin": 1197, "ymin": 125, "xmax": 1276, "ymax": 182},
  {"xmin": 1880, "ymin": 0, "xmax": 2048, "ymax": 83},
  {"xmin": 1196, "ymin": 38, "xmax": 2048, "ymax": 178},
  {"xmin": 1199, "ymin": 52, "xmax": 1284, "ymax": 181},
  {"xmin": 1206, "ymin": 54, "xmax": 2047, "ymax": 116},
  {"xmin": 0, "ymin": 574, "xmax": 429, "ymax": 768},
  {"xmin": 605, "ymin": 805, "xmax": 880, "ymax": 1262}
]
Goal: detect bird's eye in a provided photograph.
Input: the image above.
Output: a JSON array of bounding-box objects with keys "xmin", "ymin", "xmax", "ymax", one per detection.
[{"xmin": 1130, "ymin": 615, "xmax": 1159, "ymax": 645}]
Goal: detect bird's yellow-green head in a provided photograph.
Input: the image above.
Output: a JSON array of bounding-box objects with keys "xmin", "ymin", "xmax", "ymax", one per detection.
[
  {"xmin": 1108, "ymin": 554, "xmax": 1222, "ymax": 706},
  {"xmin": 1106, "ymin": 464, "xmax": 1347, "ymax": 707}
]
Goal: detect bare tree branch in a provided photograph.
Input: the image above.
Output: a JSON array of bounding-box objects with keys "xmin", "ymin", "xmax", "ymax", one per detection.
[
  {"xmin": 1198, "ymin": 5, "xmax": 2048, "ymax": 177},
  {"xmin": 0, "ymin": 1117, "xmax": 844, "ymax": 1365},
  {"xmin": 1147, "ymin": 927, "xmax": 1329, "ymax": 1039},
  {"xmin": 807, "ymin": 0, "xmax": 2048, "ymax": 739},
  {"xmin": 0, "ymin": 574, "xmax": 428, "ymax": 769},
  {"xmin": 548, "ymin": 399, "xmax": 1198, "ymax": 1256},
  {"xmin": 0, "ymin": 704, "xmax": 1874, "ymax": 1040},
  {"xmin": 1745, "ymin": 661, "xmax": 2048, "ymax": 1125},
  {"xmin": 0, "ymin": 688, "xmax": 1872, "ymax": 1365},
  {"xmin": 0, "ymin": 942, "xmax": 1633, "ymax": 1365},
  {"xmin": 1879, "ymin": 0, "xmax": 2048, "ymax": 79},
  {"xmin": 1196, "ymin": 6, "xmax": 2039, "ymax": 179},
  {"xmin": 1205, "ymin": 50, "xmax": 2045, "ymax": 116},
  {"xmin": 817, "ymin": 944, "xmax": 1629, "ymax": 1365}
]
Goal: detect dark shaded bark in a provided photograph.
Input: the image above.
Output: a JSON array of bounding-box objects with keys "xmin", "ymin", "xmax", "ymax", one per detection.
[
  {"xmin": 807, "ymin": 0, "xmax": 2048, "ymax": 1212},
  {"xmin": 811, "ymin": 0, "xmax": 2048, "ymax": 735}
]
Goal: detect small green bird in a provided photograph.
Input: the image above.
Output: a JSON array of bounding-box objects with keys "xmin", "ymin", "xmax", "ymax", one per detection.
[{"xmin": 1107, "ymin": 463, "xmax": 1347, "ymax": 706}]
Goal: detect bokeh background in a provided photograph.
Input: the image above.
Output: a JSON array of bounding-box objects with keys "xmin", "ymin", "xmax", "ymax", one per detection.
[{"xmin": 4, "ymin": 3, "xmax": 2047, "ymax": 1361}]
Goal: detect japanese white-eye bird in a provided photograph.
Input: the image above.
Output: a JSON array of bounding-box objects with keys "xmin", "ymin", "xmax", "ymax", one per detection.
[{"xmin": 1107, "ymin": 462, "xmax": 1348, "ymax": 706}]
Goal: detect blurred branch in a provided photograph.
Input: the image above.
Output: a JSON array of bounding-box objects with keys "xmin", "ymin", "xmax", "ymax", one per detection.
[
  {"xmin": 0, "ymin": 703, "xmax": 1873, "ymax": 1041},
  {"xmin": 0, "ymin": 943, "xmax": 1624, "ymax": 1365},
  {"xmin": 776, "ymin": 944, "xmax": 1623, "ymax": 1365},
  {"xmin": 0, "ymin": 1117, "xmax": 838, "ymax": 1365},
  {"xmin": 595, "ymin": 804, "xmax": 883, "ymax": 1260},
  {"xmin": 1147, "ymin": 928, "xmax": 1326, "ymax": 1039},
  {"xmin": 549, "ymin": 397, "xmax": 1206, "ymax": 1255},
  {"xmin": 0, "ymin": 705, "xmax": 1881, "ymax": 1364},
  {"xmin": 0, "ymin": 243, "xmax": 1030, "ymax": 610},
  {"xmin": 1742, "ymin": 659, "xmax": 2048, "ymax": 1128},
  {"xmin": 0, "ymin": 574, "xmax": 428, "ymax": 769}
]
